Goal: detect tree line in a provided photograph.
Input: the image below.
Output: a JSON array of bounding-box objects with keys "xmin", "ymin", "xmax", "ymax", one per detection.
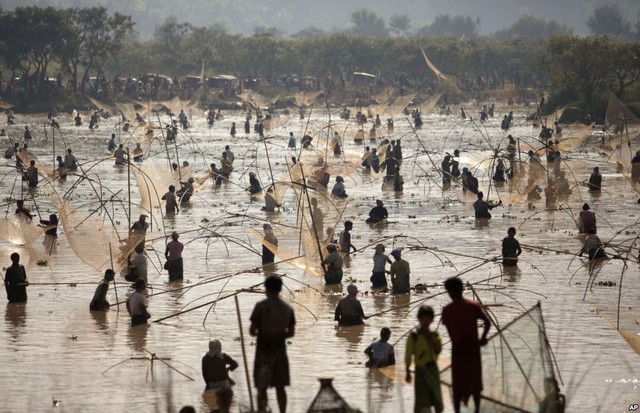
[{"xmin": 1, "ymin": 6, "xmax": 639, "ymax": 115}]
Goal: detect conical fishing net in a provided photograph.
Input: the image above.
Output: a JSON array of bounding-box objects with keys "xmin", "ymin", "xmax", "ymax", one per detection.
[
  {"xmin": 17, "ymin": 151, "xmax": 54, "ymax": 177},
  {"xmin": 442, "ymin": 303, "xmax": 561, "ymax": 413},
  {"xmin": 605, "ymin": 93, "xmax": 640, "ymax": 133},
  {"xmin": 539, "ymin": 107, "xmax": 565, "ymax": 127},
  {"xmin": 293, "ymin": 91, "xmax": 322, "ymax": 108},
  {"xmin": 115, "ymin": 102, "xmax": 140, "ymax": 124},
  {"xmin": 262, "ymin": 115, "xmax": 291, "ymax": 131},
  {"xmin": 238, "ymin": 90, "xmax": 277, "ymax": 110},
  {"xmin": 53, "ymin": 197, "xmax": 142, "ymax": 272},
  {"xmin": 0, "ymin": 216, "xmax": 45, "ymax": 245},
  {"xmin": 595, "ymin": 306, "xmax": 640, "ymax": 355},
  {"xmin": 555, "ymin": 123, "xmax": 593, "ymax": 153},
  {"xmin": 86, "ymin": 96, "xmax": 114, "ymax": 116},
  {"xmin": 134, "ymin": 161, "xmax": 192, "ymax": 214},
  {"xmin": 421, "ymin": 47, "xmax": 460, "ymax": 94}
]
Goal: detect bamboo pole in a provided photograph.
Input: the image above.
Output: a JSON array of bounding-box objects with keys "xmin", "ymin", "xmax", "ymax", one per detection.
[
  {"xmin": 299, "ymin": 164, "xmax": 325, "ymax": 271},
  {"xmin": 235, "ymin": 295, "xmax": 255, "ymax": 413},
  {"xmin": 109, "ymin": 242, "xmax": 120, "ymax": 311},
  {"xmin": 127, "ymin": 148, "xmax": 132, "ymax": 234}
]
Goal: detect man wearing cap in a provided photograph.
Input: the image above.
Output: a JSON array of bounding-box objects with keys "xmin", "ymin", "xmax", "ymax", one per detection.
[
  {"xmin": 334, "ymin": 284, "xmax": 366, "ymax": 326},
  {"xmin": 390, "ymin": 249, "xmax": 411, "ymax": 294},
  {"xmin": 90, "ymin": 269, "xmax": 115, "ymax": 311}
]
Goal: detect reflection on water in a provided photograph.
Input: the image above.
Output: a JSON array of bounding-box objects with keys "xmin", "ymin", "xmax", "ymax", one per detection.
[
  {"xmin": 335, "ymin": 324, "xmax": 365, "ymax": 350},
  {"xmin": 4, "ymin": 303, "xmax": 26, "ymax": 342},
  {"xmin": 0, "ymin": 109, "xmax": 638, "ymax": 412}
]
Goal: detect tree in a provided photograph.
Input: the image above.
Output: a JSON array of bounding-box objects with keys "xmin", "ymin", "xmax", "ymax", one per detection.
[
  {"xmin": 60, "ymin": 7, "xmax": 134, "ymax": 94},
  {"xmin": 253, "ymin": 26, "xmax": 284, "ymax": 37},
  {"xmin": 389, "ymin": 14, "xmax": 410, "ymax": 36},
  {"xmin": 607, "ymin": 42, "xmax": 640, "ymax": 97},
  {"xmin": 494, "ymin": 14, "xmax": 572, "ymax": 39},
  {"xmin": 291, "ymin": 26, "xmax": 326, "ymax": 39},
  {"xmin": 350, "ymin": 9, "xmax": 388, "ymax": 37},
  {"xmin": 1, "ymin": 7, "xmax": 69, "ymax": 98},
  {"xmin": 416, "ymin": 15, "xmax": 478, "ymax": 39},
  {"xmin": 154, "ymin": 16, "xmax": 192, "ymax": 50},
  {"xmin": 545, "ymin": 36, "xmax": 613, "ymax": 106},
  {"xmin": 587, "ymin": 4, "xmax": 632, "ymax": 38}
]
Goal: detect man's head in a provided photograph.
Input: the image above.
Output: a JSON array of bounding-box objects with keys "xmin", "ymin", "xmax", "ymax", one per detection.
[
  {"xmin": 444, "ymin": 277, "xmax": 464, "ymax": 299},
  {"xmin": 507, "ymin": 227, "xmax": 516, "ymax": 237},
  {"xmin": 10, "ymin": 252, "xmax": 20, "ymax": 264},
  {"xmin": 139, "ymin": 214, "xmax": 147, "ymax": 222},
  {"xmin": 135, "ymin": 278, "xmax": 146, "ymax": 291},
  {"xmin": 169, "ymin": 185, "xmax": 175, "ymax": 192},
  {"xmin": 477, "ymin": 191, "xmax": 484, "ymax": 200},
  {"xmin": 105, "ymin": 269, "xmax": 115, "ymax": 281},
  {"xmin": 344, "ymin": 220, "xmax": 353, "ymax": 230},
  {"xmin": 390, "ymin": 249, "xmax": 402, "ymax": 260},
  {"xmin": 347, "ymin": 284, "xmax": 358, "ymax": 296},
  {"xmin": 171, "ymin": 231, "xmax": 179, "ymax": 241},
  {"xmin": 264, "ymin": 275, "xmax": 282, "ymax": 296},
  {"xmin": 417, "ymin": 305, "xmax": 435, "ymax": 327},
  {"xmin": 380, "ymin": 327, "xmax": 391, "ymax": 341},
  {"xmin": 376, "ymin": 199, "xmax": 383, "ymax": 207}
]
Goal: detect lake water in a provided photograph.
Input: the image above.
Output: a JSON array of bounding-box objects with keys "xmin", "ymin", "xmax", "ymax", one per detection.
[{"xmin": 0, "ymin": 103, "xmax": 638, "ymax": 413}]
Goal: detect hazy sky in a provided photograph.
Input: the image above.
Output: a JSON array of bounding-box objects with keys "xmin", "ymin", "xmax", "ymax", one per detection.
[{"xmin": 2, "ymin": 0, "xmax": 639, "ymax": 38}]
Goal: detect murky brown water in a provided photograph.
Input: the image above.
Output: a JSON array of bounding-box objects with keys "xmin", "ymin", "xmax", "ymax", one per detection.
[{"xmin": 1, "ymin": 104, "xmax": 639, "ymax": 413}]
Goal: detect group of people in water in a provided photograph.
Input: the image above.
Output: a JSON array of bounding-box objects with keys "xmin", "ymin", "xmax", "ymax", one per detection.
[{"xmin": 3, "ymin": 101, "xmax": 635, "ymax": 413}]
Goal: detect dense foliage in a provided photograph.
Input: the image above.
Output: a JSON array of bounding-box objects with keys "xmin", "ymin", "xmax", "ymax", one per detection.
[
  {"xmin": 0, "ymin": 6, "xmax": 639, "ymax": 115},
  {"xmin": 2, "ymin": 0, "xmax": 639, "ymax": 39}
]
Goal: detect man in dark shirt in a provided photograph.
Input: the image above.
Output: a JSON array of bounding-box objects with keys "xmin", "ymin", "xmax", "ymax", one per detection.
[
  {"xmin": 473, "ymin": 192, "xmax": 501, "ymax": 219},
  {"xmin": 250, "ymin": 276, "xmax": 295, "ymax": 413},
  {"xmin": 366, "ymin": 199, "xmax": 388, "ymax": 223},
  {"xmin": 501, "ymin": 227, "xmax": 522, "ymax": 266},
  {"xmin": 587, "ymin": 167, "xmax": 602, "ymax": 191},
  {"xmin": 5, "ymin": 252, "xmax": 28, "ymax": 302},
  {"xmin": 335, "ymin": 284, "xmax": 366, "ymax": 326}
]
